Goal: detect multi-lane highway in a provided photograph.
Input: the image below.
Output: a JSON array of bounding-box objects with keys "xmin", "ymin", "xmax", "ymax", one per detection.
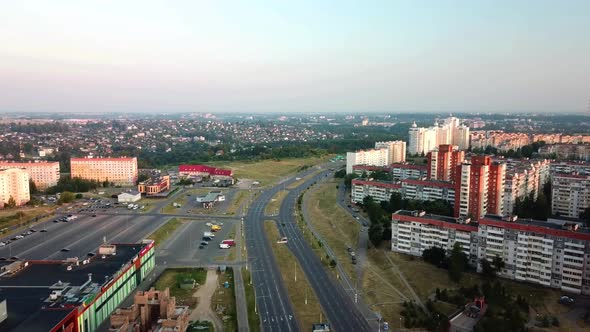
[
  {"xmin": 245, "ymin": 163, "xmax": 372, "ymax": 331},
  {"xmin": 0, "ymin": 214, "xmax": 169, "ymax": 261}
]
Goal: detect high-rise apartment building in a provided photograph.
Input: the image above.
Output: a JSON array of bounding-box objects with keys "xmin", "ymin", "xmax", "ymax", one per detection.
[
  {"xmin": 427, "ymin": 144, "xmax": 465, "ymax": 182},
  {"xmin": 408, "ymin": 117, "xmax": 470, "ymax": 155},
  {"xmin": 0, "ymin": 168, "xmax": 30, "ymax": 208},
  {"xmin": 375, "ymin": 141, "xmax": 406, "ymax": 164},
  {"xmin": 71, "ymin": 157, "xmax": 138, "ymax": 185},
  {"xmin": 551, "ymin": 174, "xmax": 590, "ymax": 218},
  {"xmin": 408, "ymin": 124, "xmax": 438, "ymax": 155},
  {"xmin": 0, "ymin": 161, "xmax": 60, "ymax": 190},
  {"xmin": 502, "ymin": 159, "xmax": 550, "ymax": 214},
  {"xmin": 454, "ymin": 156, "xmax": 505, "ymax": 219}
]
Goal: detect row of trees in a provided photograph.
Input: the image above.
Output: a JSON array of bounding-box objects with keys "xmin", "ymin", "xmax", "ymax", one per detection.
[
  {"xmin": 360, "ymin": 193, "xmax": 454, "ymax": 247},
  {"xmin": 471, "ymin": 141, "xmax": 546, "ymax": 159},
  {"xmin": 46, "ymin": 177, "xmax": 103, "ymax": 194}
]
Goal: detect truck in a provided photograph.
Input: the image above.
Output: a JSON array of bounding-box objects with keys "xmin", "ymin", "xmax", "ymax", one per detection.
[
  {"xmin": 221, "ymin": 239, "xmax": 235, "ymax": 247},
  {"xmin": 203, "ymin": 231, "xmax": 216, "ymax": 238}
]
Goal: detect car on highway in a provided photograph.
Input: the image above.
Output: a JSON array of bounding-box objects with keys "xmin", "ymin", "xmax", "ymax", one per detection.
[
  {"xmin": 350, "ymin": 251, "xmax": 356, "ymax": 257},
  {"xmin": 0, "ymin": 242, "xmax": 6, "ymax": 247},
  {"xmin": 199, "ymin": 245, "xmax": 205, "ymax": 249},
  {"xmin": 15, "ymin": 235, "xmax": 24, "ymax": 239},
  {"xmin": 40, "ymin": 229, "xmax": 48, "ymax": 232},
  {"xmin": 219, "ymin": 243, "xmax": 230, "ymax": 249},
  {"xmin": 92, "ymin": 214, "xmax": 97, "ymax": 217},
  {"xmin": 61, "ymin": 248, "xmax": 71, "ymax": 252},
  {"xmin": 200, "ymin": 241, "xmax": 209, "ymax": 246},
  {"xmin": 29, "ymin": 229, "xmax": 37, "ymax": 233},
  {"xmin": 10, "ymin": 256, "xmax": 20, "ymax": 260}
]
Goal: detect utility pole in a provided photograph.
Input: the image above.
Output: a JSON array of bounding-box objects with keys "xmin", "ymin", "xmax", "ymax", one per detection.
[{"xmin": 294, "ymin": 261, "xmax": 297, "ymax": 282}]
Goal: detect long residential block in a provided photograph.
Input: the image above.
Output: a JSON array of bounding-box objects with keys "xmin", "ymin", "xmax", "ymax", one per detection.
[
  {"xmin": 0, "ymin": 161, "xmax": 60, "ymax": 190},
  {"xmin": 71, "ymin": 157, "xmax": 138, "ymax": 186},
  {"xmin": 392, "ymin": 210, "xmax": 590, "ymax": 295}
]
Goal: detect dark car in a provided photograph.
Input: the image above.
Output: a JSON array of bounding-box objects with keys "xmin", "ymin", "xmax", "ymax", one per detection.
[
  {"xmin": 61, "ymin": 248, "xmax": 70, "ymax": 252},
  {"xmin": 200, "ymin": 241, "xmax": 209, "ymax": 246},
  {"xmin": 40, "ymin": 229, "xmax": 48, "ymax": 233},
  {"xmin": 199, "ymin": 245, "xmax": 205, "ymax": 249},
  {"xmin": 87, "ymin": 252, "xmax": 96, "ymax": 257},
  {"xmin": 92, "ymin": 214, "xmax": 97, "ymax": 217},
  {"xmin": 559, "ymin": 296, "xmax": 574, "ymax": 305},
  {"xmin": 53, "ymin": 219, "xmax": 60, "ymax": 223}
]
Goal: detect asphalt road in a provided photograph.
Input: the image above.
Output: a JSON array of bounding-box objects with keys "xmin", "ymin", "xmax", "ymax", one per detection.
[
  {"xmin": 0, "ymin": 214, "xmax": 169, "ymax": 261},
  {"xmin": 277, "ymin": 171, "xmax": 372, "ymax": 332},
  {"xmin": 245, "ymin": 185, "xmax": 299, "ymax": 331},
  {"xmin": 245, "ymin": 162, "xmax": 372, "ymax": 332}
]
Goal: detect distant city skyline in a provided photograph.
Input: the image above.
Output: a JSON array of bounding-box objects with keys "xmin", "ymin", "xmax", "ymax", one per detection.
[{"xmin": 1, "ymin": 1, "xmax": 589, "ymax": 113}]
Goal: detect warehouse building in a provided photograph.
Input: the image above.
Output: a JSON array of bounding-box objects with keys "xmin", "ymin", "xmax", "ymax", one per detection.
[{"xmin": 0, "ymin": 241, "xmax": 155, "ymax": 332}]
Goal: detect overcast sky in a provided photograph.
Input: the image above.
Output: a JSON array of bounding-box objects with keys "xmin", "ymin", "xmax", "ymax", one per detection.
[{"xmin": 0, "ymin": 0, "xmax": 589, "ymax": 114}]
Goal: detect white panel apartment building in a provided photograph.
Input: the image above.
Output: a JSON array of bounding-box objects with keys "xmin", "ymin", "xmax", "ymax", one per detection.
[
  {"xmin": 374, "ymin": 141, "xmax": 406, "ymax": 164},
  {"xmin": 552, "ymin": 174, "xmax": 590, "ymax": 218},
  {"xmin": 347, "ymin": 141, "xmax": 406, "ymax": 174},
  {"xmin": 351, "ymin": 179, "xmax": 401, "ymax": 203},
  {"xmin": 408, "ymin": 117, "xmax": 470, "ymax": 155},
  {"xmin": 351, "ymin": 178, "xmax": 455, "ymax": 205},
  {"xmin": 346, "ymin": 148, "xmax": 389, "ymax": 174},
  {"xmin": 392, "ymin": 210, "xmax": 590, "ymax": 295},
  {"xmin": 0, "ymin": 168, "xmax": 30, "ymax": 208},
  {"xmin": 502, "ymin": 159, "xmax": 550, "ymax": 214}
]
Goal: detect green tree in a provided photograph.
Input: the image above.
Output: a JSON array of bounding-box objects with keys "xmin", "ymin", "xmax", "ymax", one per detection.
[
  {"xmin": 492, "ymin": 255, "xmax": 505, "ymax": 274},
  {"xmin": 581, "ymin": 206, "xmax": 590, "ymax": 226},
  {"xmin": 449, "ymin": 243, "xmax": 467, "ymax": 282},
  {"xmin": 58, "ymin": 191, "xmax": 76, "ymax": 204},
  {"xmin": 29, "ymin": 180, "xmax": 38, "ymax": 195},
  {"xmin": 6, "ymin": 196, "xmax": 16, "ymax": 208},
  {"xmin": 368, "ymin": 222, "xmax": 383, "ymax": 247},
  {"xmin": 389, "ymin": 192, "xmax": 403, "ymax": 212}
]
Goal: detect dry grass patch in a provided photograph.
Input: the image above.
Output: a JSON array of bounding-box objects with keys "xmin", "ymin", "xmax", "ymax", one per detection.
[
  {"xmin": 146, "ymin": 217, "xmax": 186, "ymax": 247},
  {"xmin": 306, "ymin": 180, "xmax": 360, "ymax": 281},
  {"xmin": 264, "ymin": 190, "xmax": 288, "ymax": 216},
  {"xmin": 362, "ymin": 249, "xmax": 571, "ymax": 328},
  {"xmin": 264, "ymin": 221, "xmax": 325, "ymax": 329},
  {"xmin": 209, "ymin": 156, "xmax": 331, "ymax": 186},
  {"xmin": 211, "ymin": 269, "xmax": 237, "ymax": 331},
  {"xmin": 226, "ymin": 190, "xmax": 249, "ymax": 215},
  {"xmin": 154, "ymin": 268, "xmax": 207, "ymax": 308}
]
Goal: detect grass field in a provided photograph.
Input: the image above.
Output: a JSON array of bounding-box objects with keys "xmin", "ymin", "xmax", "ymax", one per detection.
[
  {"xmin": 211, "ymin": 268, "xmax": 237, "ymax": 331},
  {"xmin": 361, "ymin": 248, "xmax": 572, "ymax": 329},
  {"xmin": 146, "ymin": 217, "xmax": 185, "ymax": 247},
  {"xmin": 264, "ymin": 190, "xmax": 288, "ymax": 216},
  {"xmin": 225, "ymin": 190, "xmax": 249, "ymax": 215},
  {"xmin": 209, "ymin": 156, "xmax": 331, "ymax": 186},
  {"xmin": 154, "ymin": 268, "xmax": 207, "ymax": 308},
  {"xmin": 243, "ymin": 268, "xmax": 261, "ymax": 332},
  {"xmin": 306, "ymin": 180, "xmax": 360, "ymax": 281},
  {"xmin": 0, "ymin": 206, "xmax": 56, "ymax": 233},
  {"xmin": 264, "ymin": 221, "xmax": 325, "ymax": 330}
]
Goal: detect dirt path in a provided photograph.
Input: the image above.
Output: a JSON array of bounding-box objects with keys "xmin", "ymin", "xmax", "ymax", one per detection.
[{"xmin": 189, "ymin": 269, "xmax": 224, "ymax": 331}]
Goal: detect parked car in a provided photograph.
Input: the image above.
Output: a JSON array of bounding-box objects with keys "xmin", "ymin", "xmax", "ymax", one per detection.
[{"xmin": 559, "ymin": 296, "xmax": 574, "ymax": 305}]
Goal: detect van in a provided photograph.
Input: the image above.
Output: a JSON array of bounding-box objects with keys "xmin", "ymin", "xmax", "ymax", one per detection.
[{"xmin": 221, "ymin": 239, "xmax": 236, "ymax": 247}]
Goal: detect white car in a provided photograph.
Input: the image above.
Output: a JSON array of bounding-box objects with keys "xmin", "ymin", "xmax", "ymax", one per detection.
[
  {"xmin": 206, "ymin": 222, "xmax": 213, "ymax": 227},
  {"xmin": 219, "ymin": 243, "xmax": 230, "ymax": 249},
  {"xmin": 0, "ymin": 242, "xmax": 6, "ymax": 247},
  {"xmin": 15, "ymin": 235, "xmax": 24, "ymax": 239}
]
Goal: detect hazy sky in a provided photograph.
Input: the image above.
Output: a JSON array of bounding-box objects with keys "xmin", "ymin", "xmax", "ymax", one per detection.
[{"xmin": 1, "ymin": 0, "xmax": 589, "ymax": 113}]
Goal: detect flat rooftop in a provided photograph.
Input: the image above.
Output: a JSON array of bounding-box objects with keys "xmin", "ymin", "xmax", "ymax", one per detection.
[{"xmin": 0, "ymin": 243, "xmax": 146, "ymax": 332}]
